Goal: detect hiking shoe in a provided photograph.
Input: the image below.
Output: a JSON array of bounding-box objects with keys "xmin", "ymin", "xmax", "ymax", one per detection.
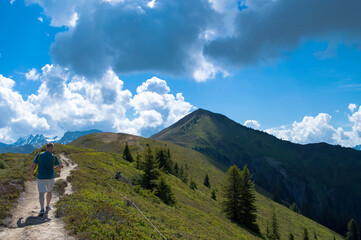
[
  {"xmin": 38, "ymin": 209, "xmax": 45, "ymax": 217},
  {"xmin": 46, "ymin": 206, "xmax": 51, "ymax": 212}
]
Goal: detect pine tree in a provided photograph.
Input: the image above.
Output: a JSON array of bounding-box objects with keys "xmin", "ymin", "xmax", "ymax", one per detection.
[
  {"xmin": 303, "ymin": 228, "xmax": 309, "ymax": 240},
  {"xmin": 156, "ymin": 148, "xmax": 172, "ymax": 173},
  {"xmin": 135, "ymin": 152, "xmax": 141, "ymax": 169},
  {"xmin": 142, "ymin": 147, "xmax": 159, "ymax": 190},
  {"xmin": 222, "ymin": 165, "xmax": 242, "ymax": 222},
  {"xmin": 156, "ymin": 177, "xmax": 176, "ymax": 205},
  {"xmin": 266, "ymin": 222, "xmax": 271, "ymax": 239},
  {"xmin": 179, "ymin": 165, "xmax": 188, "ymax": 183},
  {"xmin": 239, "ymin": 165, "xmax": 259, "ymax": 233},
  {"xmin": 122, "ymin": 142, "xmax": 134, "ymax": 162},
  {"xmin": 346, "ymin": 218, "xmax": 360, "ymax": 240},
  {"xmin": 173, "ymin": 162, "xmax": 179, "ymax": 176},
  {"xmin": 269, "ymin": 208, "xmax": 280, "ymax": 240},
  {"xmin": 288, "ymin": 233, "xmax": 295, "ymax": 240},
  {"xmin": 189, "ymin": 180, "xmax": 197, "ymax": 190},
  {"xmin": 211, "ymin": 189, "xmax": 217, "ymax": 201},
  {"xmin": 204, "ymin": 173, "xmax": 211, "ymax": 188},
  {"xmin": 290, "ymin": 202, "xmax": 300, "ymax": 213}
]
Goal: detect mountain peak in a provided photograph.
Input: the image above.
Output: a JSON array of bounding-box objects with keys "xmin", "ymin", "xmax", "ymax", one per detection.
[{"xmin": 13, "ymin": 134, "xmax": 47, "ymax": 147}]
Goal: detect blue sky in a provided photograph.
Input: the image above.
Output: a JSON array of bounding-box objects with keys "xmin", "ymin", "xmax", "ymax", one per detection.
[{"xmin": 1, "ymin": 0, "xmax": 361, "ymax": 147}]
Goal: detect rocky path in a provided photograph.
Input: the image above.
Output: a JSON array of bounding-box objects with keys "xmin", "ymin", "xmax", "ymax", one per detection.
[{"xmin": 0, "ymin": 153, "xmax": 77, "ymax": 240}]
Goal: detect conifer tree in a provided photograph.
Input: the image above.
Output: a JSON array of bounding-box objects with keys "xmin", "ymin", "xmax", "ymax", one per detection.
[
  {"xmin": 179, "ymin": 165, "xmax": 188, "ymax": 183},
  {"xmin": 173, "ymin": 162, "xmax": 179, "ymax": 176},
  {"xmin": 135, "ymin": 152, "xmax": 141, "ymax": 169},
  {"xmin": 204, "ymin": 173, "xmax": 211, "ymax": 188},
  {"xmin": 266, "ymin": 222, "xmax": 271, "ymax": 239},
  {"xmin": 222, "ymin": 165, "xmax": 242, "ymax": 222},
  {"xmin": 123, "ymin": 142, "xmax": 134, "ymax": 162},
  {"xmin": 189, "ymin": 180, "xmax": 197, "ymax": 190},
  {"xmin": 288, "ymin": 233, "xmax": 295, "ymax": 240},
  {"xmin": 239, "ymin": 165, "xmax": 259, "ymax": 233},
  {"xmin": 142, "ymin": 147, "xmax": 159, "ymax": 190},
  {"xmin": 290, "ymin": 202, "xmax": 300, "ymax": 213},
  {"xmin": 156, "ymin": 177, "xmax": 176, "ymax": 205},
  {"xmin": 269, "ymin": 208, "xmax": 280, "ymax": 240},
  {"xmin": 346, "ymin": 218, "xmax": 360, "ymax": 240},
  {"xmin": 303, "ymin": 228, "xmax": 309, "ymax": 240},
  {"xmin": 211, "ymin": 189, "xmax": 217, "ymax": 201},
  {"xmin": 156, "ymin": 148, "xmax": 172, "ymax": 173}
]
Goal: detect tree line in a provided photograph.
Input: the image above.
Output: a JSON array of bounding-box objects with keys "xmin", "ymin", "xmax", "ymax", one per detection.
[{"xmin": 123, "ymin": 143, "xmax": 361, "ymax": 239}]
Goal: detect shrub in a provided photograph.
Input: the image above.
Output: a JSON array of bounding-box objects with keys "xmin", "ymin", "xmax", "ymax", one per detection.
[
  {"xmin": 0, "ymin": 160, "xmax": 7, "ymax": 169},
  {"xmin": 54, "ymin": 179, "xmax": 68, "ymax": 195}
]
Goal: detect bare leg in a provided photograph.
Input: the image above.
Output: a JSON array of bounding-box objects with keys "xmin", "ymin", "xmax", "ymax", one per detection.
[
  {"xmin": 39, "ymin": 192, "xmax": 45, "ymax": 210},
  {"xmin": 46, "ymin": 191, "xmax": 52, "ymax": 207}
]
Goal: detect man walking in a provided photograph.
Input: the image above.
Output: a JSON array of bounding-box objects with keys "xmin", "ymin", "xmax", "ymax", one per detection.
[{"xmin": 29, "ymin": 143, "xmax": 62, "ymax": 216}]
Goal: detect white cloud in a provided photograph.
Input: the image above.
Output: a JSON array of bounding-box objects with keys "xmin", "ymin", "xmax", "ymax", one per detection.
[
  {"xmin": 0, "ymin": 74, "xmax": 49, "ymax": 143},
  {"xmin": 38, "ymin": 16, "xmax": 43, "ymax": 22},
  {"xmin": 244, "ymin": 120, "xmax": 261, "ymax": 129},
  {"xmin": 147, "ymin": 0, "xmax": 156, "ymax": 8},
  {"xmin": 10, "ymin": 0, "xmax": 15, "ymax": 5},
  {"xmin": 0, "ymin": 66, "xmax": 194, "ymax": 143},
  {"xmin": 266, "ymin": 110, "xmax": 361, "ymax": 147},
  {"xmin": 348, "ymin": 103, "xmax": 357, "ymax": 112},
  {"xmin": 25, "ymin": 68, "xmax": 40, "ymax": 81}
]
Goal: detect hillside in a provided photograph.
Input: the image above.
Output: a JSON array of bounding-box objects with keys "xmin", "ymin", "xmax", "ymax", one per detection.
[
  {"xmin": 151, "ymin": 109, "xmax": 361, "ymax": 234},
  {"xmin": 62, "ymin": 132, "xmax": 344, "ymax": 239}
]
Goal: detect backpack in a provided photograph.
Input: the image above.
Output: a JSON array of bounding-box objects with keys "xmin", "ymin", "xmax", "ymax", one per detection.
[{"xmin": 33, "ymin": 153, "xmax": 57, "ymax": 175}]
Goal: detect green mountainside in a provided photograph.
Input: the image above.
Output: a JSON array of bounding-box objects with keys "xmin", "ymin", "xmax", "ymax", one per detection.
[
  {"xmin": 61, "ymin": 132, "xmax": 344, "ymax": 239},
  {"xmin": 151, "ymin": 109, "xmax": 361, "ymax": 234},
  {"xmin": 0, "ymin": 153, "xmax": 30, "ymax": 223}
]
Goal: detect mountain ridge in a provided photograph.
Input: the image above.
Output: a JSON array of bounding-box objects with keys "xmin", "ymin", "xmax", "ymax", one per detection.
[
  {"xmin": 64, "ymin": 132, "xmax": 344, "ymax": 239},
  {"xmin": 0, "ymin": 129, "xmax": 102, "ymax": 154},
  {"xmin": 151, "ymin": 108, "xmax": 361, "ymax": 234}
]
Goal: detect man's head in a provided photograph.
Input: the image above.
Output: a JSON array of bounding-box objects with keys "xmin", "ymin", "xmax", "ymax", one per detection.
[{"xmin": 46, "ymin": 143, "xmax": 54, "ymax": 152}]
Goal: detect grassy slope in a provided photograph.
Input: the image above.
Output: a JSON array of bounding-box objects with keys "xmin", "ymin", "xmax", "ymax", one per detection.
[
  {"xmin": 58, "ymin": 133, "xmax": 344, "ymax": 239},
  {"xmin": 0, "ymin": 153, "xmax": 29, "ymax": 223},
  {"xmin": 151, "ymin": 109, "xmax": 361, "ymax": 231},
  {"xmin": 0, "ymin": 147, "xmax": 63, "ymax": 225}
]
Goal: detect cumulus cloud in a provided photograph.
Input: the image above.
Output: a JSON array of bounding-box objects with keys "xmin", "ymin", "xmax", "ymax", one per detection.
[
  {"xmin": 204, "ymin": 0, "xmax": 361, "ymax": 68},
  {"xmin": 25, "ymin": 68, "xmax": 40, "ymax": 81},
  {"xmin": 349, "ymin": 103, "xmax": 357, "ymax": 112},
  {"xmin": 24, "ymin": 0, "xmax": 361, "ymax": 81},
  {"xmin": 266, "ymin": 110, "xmax": 361, "ymax": 147},
  {"xmin": 0, "ymin": 74, "xmax": 49, "ymax": 142},
  {"xmin": 24, "ymin": 0, "xmax": 230, "ymax": 81},
  {"xmin": 244, "ymin": 120, "xmax": 261, "ymax": 129},
  {"xmin": 0, "ymin": 66, "xmax": 194, "ymax": 143},
  {"xmin": 49, "ymin": 0, "xmax": 224, "ymax": 80}
]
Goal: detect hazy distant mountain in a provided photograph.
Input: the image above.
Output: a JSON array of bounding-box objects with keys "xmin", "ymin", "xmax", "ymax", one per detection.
[
  {"xmin": 354, "ymin": 145, "xmax": 361, "ymax": 151},
  {"xmin": 152, "ymin": 108, "xmax": 361, "ymax": 234},
  {"xmin": 57, "ymin": 129, "xmax": 102, "ymax": 144},
  {"xmin": 0, "ymin": 142, "xmax": 9, "ymax": 148},
  {"xmin": 0, "ymin": 144, "xmax": 37, "ymax": 154},
  {"xmin": 0, "ymin": 129, "xmax": 102, "ymax": 154}
]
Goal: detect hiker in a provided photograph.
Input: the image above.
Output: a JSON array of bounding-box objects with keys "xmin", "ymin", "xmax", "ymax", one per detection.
[{"xmin": 29, "ymin": 143, "xmax": 62, "ymax": 217}]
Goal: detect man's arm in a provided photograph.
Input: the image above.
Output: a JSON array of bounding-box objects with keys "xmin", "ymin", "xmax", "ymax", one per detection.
[
  {"xmin": 54, "ymin": 156, "xmax": 63, "ymax": 169},
  {"xmin": 29, "ymin": 162, "xmax": 36, "ymax": 182}
]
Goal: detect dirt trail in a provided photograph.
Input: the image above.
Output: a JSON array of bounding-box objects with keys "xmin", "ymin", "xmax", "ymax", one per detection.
[{"xmin": 0, "ymin": 153, "xmax": 77, "ymax": 240}]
